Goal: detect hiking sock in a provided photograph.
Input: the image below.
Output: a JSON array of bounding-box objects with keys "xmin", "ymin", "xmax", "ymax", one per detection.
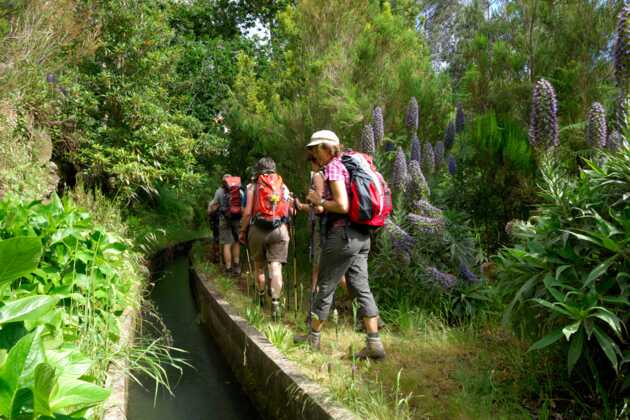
[{"xmin": 367, "ymin": 332, "xmax": 380, "ymax": 339}]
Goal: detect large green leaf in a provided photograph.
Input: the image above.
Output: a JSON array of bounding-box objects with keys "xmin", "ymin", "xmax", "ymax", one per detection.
[
  {"xmin": 528, "ymin": 327, "xmax": 564, "ymax": 352},
  {"xmin": 0, "ymin": 296, "xmax": 60, "ymax": 326},
  {"xmin": 0, "ymin": 237, "xmax": 42, "ymax": 286},
  {"xmin": 567, "ymin": 328, "xmax": 584, "ymax": 375},
  {"xmin": 33, "ymin": 363, "xmax": 56, "ymax": 417},
  {"xmin": 0, "ymin": 330, "xmax": 45, "ymax": 416},
  {"xmin": 49, "ymin": 377, "xmax": 110, "ymax": 414},
  {"xmin": 592, "ymin": 325, "xmax": 621, "ymax": 372}
]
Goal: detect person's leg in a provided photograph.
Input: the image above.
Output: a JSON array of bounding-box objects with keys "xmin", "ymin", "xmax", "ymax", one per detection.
[
  {"xmin": 310, "ymin": 228, "xmax": 355, "ymax": 331},
  {"xmin": 268, "ymin": 261, "xmax": 283, "ymax": 299},
  {"xmin": 223, "ymin": 244, "xmax": 232, "ymax": 269},
  {"xmin": 231, "ymin": 242, "xmax": 241, "ymax": 275},
  {"xmin": 344, "ymin": 228, "xmax": 384, "ymax": 360}
]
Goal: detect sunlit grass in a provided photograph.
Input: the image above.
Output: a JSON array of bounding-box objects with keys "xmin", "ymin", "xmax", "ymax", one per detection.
[{"xmin": 192, "ymin": 242, "xmax": 537, "ymax": 419}]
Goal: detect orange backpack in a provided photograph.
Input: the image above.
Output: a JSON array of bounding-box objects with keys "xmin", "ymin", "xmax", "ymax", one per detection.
[{"xmin": 252, "ymin": 173, "xmax": 290, "ymax": 229}]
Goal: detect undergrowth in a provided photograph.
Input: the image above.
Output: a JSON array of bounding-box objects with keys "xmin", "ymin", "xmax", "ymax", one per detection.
[{"xmin": 191, "ymin": 242, "xmax": 542, "ymax": 420}]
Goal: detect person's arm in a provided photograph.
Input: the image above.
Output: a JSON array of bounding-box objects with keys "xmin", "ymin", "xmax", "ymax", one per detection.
[
  {"xmin": 209, "ymin": 188, "xmax": 222, "ymax": 213},
  {"xmin": 311, "ymin": 172, "xmax": 325, "ymax": 214},
  {"xmin": 239, "ymin": 186, "xmax": 254, "ymax": 243},
  {"xmin": 307, "ymin": 179, "xmax": 348, "ymax": 214}
]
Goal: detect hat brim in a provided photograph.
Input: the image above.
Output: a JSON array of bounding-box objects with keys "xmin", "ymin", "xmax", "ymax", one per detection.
[{"xmin": 306, "ymin": 138, "xmax": 337, "ymax": 148}]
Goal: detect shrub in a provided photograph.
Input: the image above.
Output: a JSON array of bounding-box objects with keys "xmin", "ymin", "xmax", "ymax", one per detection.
[{"xmin": 496, "ymin": 152, "xmax": 630, "ymax": 415}]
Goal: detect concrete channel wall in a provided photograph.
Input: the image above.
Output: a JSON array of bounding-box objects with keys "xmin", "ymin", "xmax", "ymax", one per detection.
[
  {"xmin": 104, "ymin": 239, "xmax": 356, "ymax": 420},
  {"xmin": 191, "ymin": 265, "xmax": 358, "ymax": 420}
]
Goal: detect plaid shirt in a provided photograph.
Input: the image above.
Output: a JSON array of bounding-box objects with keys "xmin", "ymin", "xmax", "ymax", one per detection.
[{"xmin": 323, "ymin": 157, "xmax": 350, "ymax": 200}]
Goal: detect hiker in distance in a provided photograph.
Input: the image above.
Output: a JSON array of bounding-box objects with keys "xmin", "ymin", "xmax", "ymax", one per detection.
[
  {"xmin": 239, "ymin": 157, "xmax": 293, "ymax": 321},
  {"xmin": 208, "ymin": 174, "xmax": 245, "ymax": 276},
  {"xmin": 294, "ymin": 130, "xmax": 391, "ymax": 360}
]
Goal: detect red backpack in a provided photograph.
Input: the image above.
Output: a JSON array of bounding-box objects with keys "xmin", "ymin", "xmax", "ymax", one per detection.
[
  {"xmin": 222, "ymin": 176, "xmax": 244, "ymax": 219},
  {"xmin": 341, "ymin": 151, "xmax": 392, "ymax": 228},
  {"xmin": 252, "ymin": 173, "xmax": 290, "ymax": 229}
]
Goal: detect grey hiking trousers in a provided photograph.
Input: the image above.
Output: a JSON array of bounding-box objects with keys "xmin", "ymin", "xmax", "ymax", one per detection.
[{"xmin": 312, "ymin": 224, "xmax": 379, "ymax": 322}]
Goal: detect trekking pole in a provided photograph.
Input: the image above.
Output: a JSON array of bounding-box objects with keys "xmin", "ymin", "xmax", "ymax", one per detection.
[
  {"xmin": 292, "ymin": 205, "xmax": 298, "ymax": 320},
  {"xmin": 245, "ymin": 247, "xmax": 253, "ymax": 298}
]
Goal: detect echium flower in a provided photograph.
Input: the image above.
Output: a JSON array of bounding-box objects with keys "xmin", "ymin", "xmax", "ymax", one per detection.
[
  {"xmin": 434, "ymin": 141, "xmax": 445, "ymax": 167},
  {"xmin": 614, "ymin": 6, "xmax": 630, "ymax": 89},
  {"xmin": 613, "ymin": 92, "xmax": 628, "ymax": 134},
  {"xmin": 392, "ymin": 147, "xmax": 408, "ymax": 191},
  {"xmin": 384, "ymin": 219, "xmax": 416, "ymax": 256},
  {"xmin": 455, "ymin": 103, "xmax": 465, "ymax": 134},
  {"xmin": 528, "ymin": 79, "xmax": 559, "ymax": 148},
  {"xmin": 608, "ymin": 130, "xmax": 629, "ymax": 152},
  {"xmin": 425, "ymin": 266, "xmax": 457, "ymax": 289},
  {"xmin": 372, "ymin": 106, "xmax": 384, "ymax": 145},
  {"xmin": 360, "ymin": 123, "xmax": 376, "ymax": 155},
  {"xmin": 444, "ymin": 121, "xmax": 456, "ymax": 150},
  {"xmin": 410, "ymin": 134, "xmax": 421, "ymax": 162},
  {"xmin": 447, "ymin": 155, "xmax": 457, "ymax": 175},
  {"xmin": 459, "ymin": 263, "xmax": 479, "ymax": 283},
  {"xmin": 586, "ymin": 102, "xmax": 607, "ymax": 148},
  {"xmin": 407, "ymin": 213, "xmax": 444, "ymax": 236},
  {"xmin": 422, "ymin": 142, "xmax": 435, "ymax": 175},
  {"xmin": 407, "ymin": 160, "xmax": 429, "ymax": 200},
  {"xmin": 405, "ymin": 97, "xmax": 419, "ymax": 131},
  {"xmin": 412, "ymin": 199, "xmax": 442, "ymax": 218}
]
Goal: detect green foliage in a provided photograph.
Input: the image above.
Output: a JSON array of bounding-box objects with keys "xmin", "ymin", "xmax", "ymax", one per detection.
[
  {"xmin": 496, "ymin": 152, "xmax": 630, "ymax": 415},
  {"xmin": 0, "ymin": 194, "xmax": 141, "ymax": 418},
  {"xmin": 437, "ymin": 112, "xmax": 537, "ymax": 252},
  {"xmin": 225, "ymin": 0, "xmax": 452, "ymax": 193}
]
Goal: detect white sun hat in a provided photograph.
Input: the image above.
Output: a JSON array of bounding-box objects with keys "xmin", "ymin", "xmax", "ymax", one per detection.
[{"xmin": 306, "ymin": 130, "xmax": 340, "ymax": 148}]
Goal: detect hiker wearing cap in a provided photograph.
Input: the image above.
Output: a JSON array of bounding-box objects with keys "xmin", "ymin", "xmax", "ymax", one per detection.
[
  {"xmin": 294, "ymin": 130, "xmax": 386, "ymax": 360},
  {"xmin": 208, "ymin": 174, "xmax": 245, "ymax": 276},
  {"xmin": 295, "ymin": 153, "xmax": 347, "ymax": 324},
  {"xmin": 239, "ymin": 157, "xmax": 292, "ymax": 321}
]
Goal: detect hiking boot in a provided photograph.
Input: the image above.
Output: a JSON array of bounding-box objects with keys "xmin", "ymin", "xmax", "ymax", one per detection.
[
  {"xmin": 293, "ymin": 330, "xmax": 321, "ymax": 351},
  {"xmin": 355, "ymin": 336, "xmax": 386, "ymax": 361},
  {"xmin": 271, "ymin": 299, "xmax": 281, "ymax": 321},
  {"xmin": 223, "ymin": 266, "xmax": 233, "ymax": 276},
  {"xmin": 232, "ymin": 264, "xmax": 241, "ymax": 277},
  {"xmin": 254, "ymin": 290, "xmax": 265, "ymax": 307}
]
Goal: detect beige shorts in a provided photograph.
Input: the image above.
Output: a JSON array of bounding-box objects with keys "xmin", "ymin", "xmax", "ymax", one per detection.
[
  {"xmin": 220, "ymin": 217, "xmax": 240, "ymax": 245},
  {"xmin": 248, "ymin": 223, "xmax": 289, "ymax": 265}
]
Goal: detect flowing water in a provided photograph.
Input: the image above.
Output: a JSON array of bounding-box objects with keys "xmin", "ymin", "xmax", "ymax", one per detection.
[{"xmin": 128, "ymin": 257, "xmax": 259, "ymax": 420}]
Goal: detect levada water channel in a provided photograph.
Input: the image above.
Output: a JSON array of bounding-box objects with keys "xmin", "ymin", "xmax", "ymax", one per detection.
[{"xmin": 128, "ymin": 255, "xmax": 259, "ymax": 420}]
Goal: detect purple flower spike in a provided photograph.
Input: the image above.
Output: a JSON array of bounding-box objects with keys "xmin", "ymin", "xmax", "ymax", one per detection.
[
  {"xmin": 422, "ymin": 142, "xmax": 435, "ymax": 175},
  {"xmin": 434, "ymin": 141, "xmax": 445, "ymax": 167},
  {"xmin": 407, "ymin": 213, "xmax": 444, "ymax": 236},
  {"xmin": 372, "ymin": 106, "xmax": 384, "ymax": 144},
  {"xmin": 455, "ymin": 103, "xmax": 465, "ymax": 134},
  {"xmin": 447, "ymin": 155, "xmax": 457, "ymax": 175},
  {"xmin": 392, "ymin": 147, "xmax": 408, "ymax": 191},
  {"xmin": 407, "ymin": 161, "xmax": 429, "ymax": 200},
  {"xmin": 586, "ymin": 102, "xmax": 607, "ymax": 148},
  {"xmin": 459, "ymin": 263, "xmax": 479, "ymax": 283},
  {"xmin": 410, "ymin": 134, "xmax": 421, "ymax": 163},
  {"xmin": 426, "ymin": 266, "xmax": 457, "ymax": 289},
  {"xmin": 360, "ymin": 124, "xmax": 376, "ymax": 155},
  {"xmin": 405, "ymin": 97, "xmax": 419, "ymax": 131},
  {"xmin": 614, "ymin": 6, "xmax": 630, "ymax": 89},
  {"xmin": 528, "ymin": 79, "xmax": 559, "ymax": 148},
  {"xmin": 444, "ymin": 121, "xmax": 456, "ymax": 150}
]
